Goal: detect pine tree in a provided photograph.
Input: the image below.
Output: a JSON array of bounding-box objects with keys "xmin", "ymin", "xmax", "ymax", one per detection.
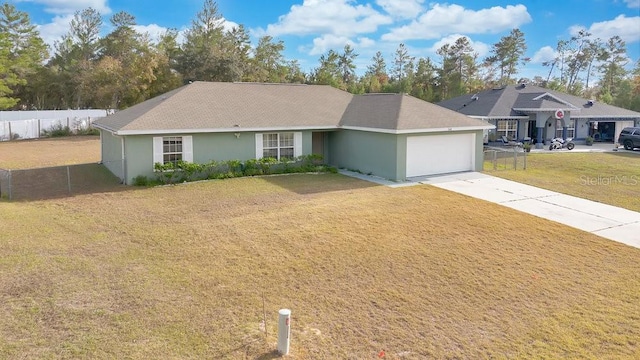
[
  {"xmin": 484, "ymin": 29, "xmax": 527, "ymax": 86},
  {"xmin": 0, "ymin": 3, "xmax": 48, "ymax": 109},
  {"xmin": 597, "ymin": 36, "xmax": 628, "ymax": 102}
]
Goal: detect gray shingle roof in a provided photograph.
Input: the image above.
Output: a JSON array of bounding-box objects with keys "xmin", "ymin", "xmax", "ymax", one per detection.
[
  {"xmin": 512, "ymin": 93, "xmax": 579, "ymax": 110},
  {"xmin": 437, "ymin": 84, "xmax": 640, "ymax": 119},
  {"xmin": 341, "ymin": 93, "xmax": 489, "ymax": 130},
  {"xmin": 94, "ymin": 81, "xmax": 491, "ymax": 134},
  {"xmin": 94, "ymin": 82, "xmax": 352, "ymax": 133}
]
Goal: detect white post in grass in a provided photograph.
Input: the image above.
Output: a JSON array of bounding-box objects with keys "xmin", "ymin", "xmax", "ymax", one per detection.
[{"xmin": 277, "ymin": 309, "xmax": 291, "ymax": 355}]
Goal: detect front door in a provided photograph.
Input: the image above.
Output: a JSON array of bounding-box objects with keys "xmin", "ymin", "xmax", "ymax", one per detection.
[
  {"xmin": 528, "ymin": 120, "xmax": 536, "ymax": 141},
  {"xmin": 312, "ymin": 132, "xmax": 325, "ymax": 158}
]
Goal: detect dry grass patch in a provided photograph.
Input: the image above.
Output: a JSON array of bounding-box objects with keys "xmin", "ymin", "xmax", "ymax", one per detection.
[
  {"xmin": 486, "ymin": 152, "xmax": 640, "ymax": 212},
  {"xmin": 1, "ymin": 174, "xmax": 639, "ymax": 359},
  {"xmin": 0, "ymin": 136, "xmax": 100, "ymax": 169}
]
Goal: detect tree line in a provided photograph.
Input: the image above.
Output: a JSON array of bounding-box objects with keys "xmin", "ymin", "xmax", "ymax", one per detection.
[{"xmin": 2, "ymin": 0, "xmax": 639, "ymax": 112}]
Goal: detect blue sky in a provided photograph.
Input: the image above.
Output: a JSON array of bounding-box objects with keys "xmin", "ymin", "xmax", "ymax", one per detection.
[{"xmin": 13, "ymin": 0, "xmax": 640, "ymax": 80}]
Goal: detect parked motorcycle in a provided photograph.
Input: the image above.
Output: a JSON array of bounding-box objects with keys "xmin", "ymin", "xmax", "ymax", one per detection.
[{"xmin": 549, "ymin": 137, "xmax": 575, "ymax": 151}]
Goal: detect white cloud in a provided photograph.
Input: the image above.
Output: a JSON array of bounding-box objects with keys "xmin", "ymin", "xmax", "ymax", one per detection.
[
  {"xmin": 531, "ymin": 46, "xmax": 557, "ymax": 64},
  {"xmin": 308, "ymin": 34, "xmax": 350, "ymax": 55},
  {"xmin": 382, "ymin": 3, "xmax": 532, "ymax": 41},
  {"xmin": 623, "ymin": 0, "xmax": 640, "ymax": 8},
  {"xmin": 15, "ymin": 0, "xmax": 110, "ymax": 15},
  {"xmin": 19, "ymin": 0, "xmax": 110, "ymax": 51},
  {"xmin": 358, "ymin": 37, "xmax": 376, "ymax": 48},
  {"xmin": 571, "ymin": 15, "xmax": 640, "ymax": 43},
  {"xmin": 427, "ymin": 34, "xmax": 490, "ymax": 58},
  {"xmin": 135, "ymin": 17, "xmax": 238, "ymax": 44},
  {"xmin": 306, "ymin": 34, "xmax": 377, "ymax": 55},
  {"xmin": 221, "ymin": 19, "xmax": 239, "ymax": 33},
  {"xmin": 264, "ymin": 0, "xmax": 393, "ymax": 37},
  {"xmin": 133, "ymin": 24, "xmax": 171, "ymax": 44},
  {"xmin": 375, "ymin": 0, "xmax": 424, "ymax": 19},
  {"xmin": 36, "ymin": 14, "xmax": 73, "ymax": 50}
]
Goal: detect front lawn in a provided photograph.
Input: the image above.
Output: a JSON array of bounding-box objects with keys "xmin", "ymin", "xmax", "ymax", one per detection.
[
  {"xmin": 1, "ymin": 174, "xmax": 638, "ymax": 359},
  {"xmin": 486, "ymin": 152, "xmax": 640, "ymax": 212}
]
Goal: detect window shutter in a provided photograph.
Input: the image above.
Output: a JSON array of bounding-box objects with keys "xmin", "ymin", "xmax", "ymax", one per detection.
[
  {"xmin": 294, "ymin": 132, "xmax": 302, "ymax": 157},
  {"xmin": 183, "ymin": 136, "xmax": 193, "ymax": 162},
  {"xmin": 153, "ymin": 137, "xmax": 163, "ymax": 166},
  {"xmin": 255, "ymin": 133, "xmax": 263, "ymax": 159}
]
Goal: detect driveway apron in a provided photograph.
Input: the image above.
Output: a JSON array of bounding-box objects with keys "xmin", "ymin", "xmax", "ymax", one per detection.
[{"xmin": 416, "ymin": 172, "xmax": 640, "ymax": 249}]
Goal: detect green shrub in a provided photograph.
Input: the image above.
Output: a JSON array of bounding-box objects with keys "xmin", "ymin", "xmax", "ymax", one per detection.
[
  {"xmin": 226, "ymin": 160, "xmax": 243, "ymax": 177},
  {"xmin": 150, "ymin": 154, "xmax": 335, "ymax": 186},
  {"xmin": 175, "ymin": 161, "xmax": 205, "ymax": 182},
  {"xmin": 258, "ymin": 157, "xmax": 278, "ymax": 174},
  {"xmin": 586, "ymin": 136, "xmax": 594, "ymax": 145},
  {"xmin": 154, "ymin": 162, "xmax": 179, "ymax": 184},
  {"xmin": 132, "ymin": 175, "xmax": 149, "ymax": 186},
  {"xmin": 243, "ymin": 159, "xmax": 262, "ymax": 176},
  {"xmin": 42, "ymin": 123, "xmax": 72, "ymax": 137},
  {"xmin": 305, "ymin": 153, "xmax": 324, "ymax": 165},
  {"xmin": 76, "ymin": 127, "xmax": 100, "ymax": 136}
]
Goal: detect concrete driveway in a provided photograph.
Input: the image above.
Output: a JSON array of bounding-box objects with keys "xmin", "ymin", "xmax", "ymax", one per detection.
[{"xmin": 416, "ymin": 172, "xmax": 640, "ymax": 249}]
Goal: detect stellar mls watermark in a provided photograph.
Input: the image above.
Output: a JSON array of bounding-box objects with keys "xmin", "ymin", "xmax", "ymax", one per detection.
[{"xmin": 580, "ymin": 175, "xmax": 639, "ymax": 186}]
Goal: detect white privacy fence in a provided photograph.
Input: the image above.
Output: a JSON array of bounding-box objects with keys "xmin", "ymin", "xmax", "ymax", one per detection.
[{"xmin": 0, "ymin": 110, "xmax": 109, "ymax": 141}]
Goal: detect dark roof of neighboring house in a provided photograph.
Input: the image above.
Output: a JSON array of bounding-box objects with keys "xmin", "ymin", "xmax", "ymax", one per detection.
[
  {"xmin": 437, "ymin": 84, "xmax": 640, "ymax": 119},
  {"xmin": 94, "ymin": 81, "xmax": 491, "ymax": 135}
]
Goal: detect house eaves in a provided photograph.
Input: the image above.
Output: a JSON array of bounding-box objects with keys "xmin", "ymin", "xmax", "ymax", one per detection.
[
  {"xmin": 341, "ymin": 124, "xmax": 494, "ymax": 135},
  {"xmin": 109, "ymin": 125, "xmax": 339, "ymax": 136},
  {"xmin": 512, "ymin": 108, "xmax": 582, "ymax": 112},
  {"xmin": 571, "ymin": 115, "xmax": 640, "ymax": 119},
  {"xmin": 468, "ymin": 115, "xmax": 529, "ymax": 120},
  {"xmin": 93, "ymin": 122, "xmax": 120, "ymax": 133},
  {"xmin": 113, "ymin": 123, "xmax": 495, "ymax": 136}
]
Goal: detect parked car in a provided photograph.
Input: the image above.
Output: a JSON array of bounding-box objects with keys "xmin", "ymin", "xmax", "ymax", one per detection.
[{"xmin": 618, "ymin": 127, "xmax": 640, "ymax": 150}]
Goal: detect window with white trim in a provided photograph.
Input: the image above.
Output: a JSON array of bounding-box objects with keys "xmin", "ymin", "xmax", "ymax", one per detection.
[
  {"xmin": 556, "ymin": 119, "xmax": 575, "ymax": 138},
  {"xmin": 496, "ymin": 120, "xmax": 517, "ymax": 139},
  {"xmin": 263, "ymin": 133, "xmax": 294, "ymax": 160},
  {"xmin": 163, "ymin": 137, "xmax": 182, "ymax": 166},
  {"xmin": 153, "ymin": 136, "xmax": 193, "ymax": 167},
  {"xmin": 256, "ymin": 132, "xmax": 302, "ymax": 160}
]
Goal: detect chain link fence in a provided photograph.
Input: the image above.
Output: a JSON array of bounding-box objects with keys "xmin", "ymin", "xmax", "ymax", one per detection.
[
  {"xmin": 0, "ymin": 168, "xmax": 10, "ymax": 200},
  {"xmin": 0, "ymin": 162, "xmax": 122, "ymax": 201},
  {"xmin": 483, "ymin": 147, "xmax": 528, "ymax": 171}
]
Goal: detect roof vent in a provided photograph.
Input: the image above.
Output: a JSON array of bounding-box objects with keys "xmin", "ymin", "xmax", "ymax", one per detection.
[
  {"xmin": 587, "ymin": 99, "xmax": 595, "ymax": 106},
  {"xmin": 471, "ymin": 94, "xmax": 479, "ymax": 101}
]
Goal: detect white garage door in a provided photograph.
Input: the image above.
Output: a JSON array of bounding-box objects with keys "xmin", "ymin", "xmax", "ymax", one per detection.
[{"xmin": 406, "ymin": 133, "xmax": 475, "ymax": 177}]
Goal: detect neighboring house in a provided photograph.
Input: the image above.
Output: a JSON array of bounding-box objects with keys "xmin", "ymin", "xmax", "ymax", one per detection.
[
  {"xmin": 93, "ymin": 81, "xmax": 492, "ymax": 184},
  {"xmin": 438, "ymin": 83, "xmax": 640, "ymax": 148}
]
